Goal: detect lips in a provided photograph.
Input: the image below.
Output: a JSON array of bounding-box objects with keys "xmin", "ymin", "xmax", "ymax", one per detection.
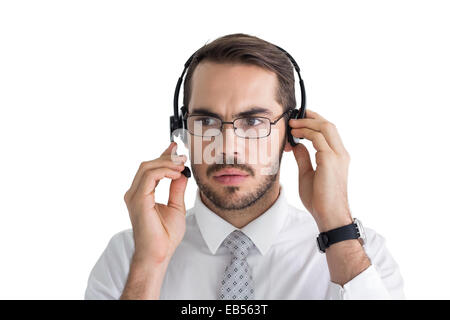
[
  {"xmin": 213, "ymin": 168, "xmax": 249, "ymax": 177},
  {"xmin": 213, "ymin": 168, "xmax": 249, "ymax": 185}
]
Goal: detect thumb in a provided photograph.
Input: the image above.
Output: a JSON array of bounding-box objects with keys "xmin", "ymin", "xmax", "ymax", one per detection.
[
  {"xmin": 167, "ymin": 172, "xmax": 188, "ymax": 211},
  {"xmin": 161, "ymin": 141, "xmax": 177, "ymax": 157},
  {"xmin": 292, "ymin": 143, "xmax": 314, "ymax": 177}
]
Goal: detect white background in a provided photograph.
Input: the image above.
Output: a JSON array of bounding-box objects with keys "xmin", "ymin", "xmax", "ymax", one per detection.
[{"xmin": 1, "ymin": 0, "xmax": 449, "ymax": 299}]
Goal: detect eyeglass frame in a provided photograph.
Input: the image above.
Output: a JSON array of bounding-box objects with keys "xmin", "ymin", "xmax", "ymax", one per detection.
[{"xmin": 183, "ymin": 109, "xmax": 293, "ymax": 139}]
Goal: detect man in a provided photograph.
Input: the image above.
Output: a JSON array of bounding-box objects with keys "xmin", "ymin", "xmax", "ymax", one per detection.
[{"xmin": 84, "ymin": 33, "xmax": 405, "ymax": 300}]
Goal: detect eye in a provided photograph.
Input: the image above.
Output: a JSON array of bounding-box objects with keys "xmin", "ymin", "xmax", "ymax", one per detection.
[
  {"xmin": 244, "ymin": 117, "xmax": 263, "ymax": 126},
  {"xmin": 197, "ymin": 117, "xmax": 219, "ymax": 126}
]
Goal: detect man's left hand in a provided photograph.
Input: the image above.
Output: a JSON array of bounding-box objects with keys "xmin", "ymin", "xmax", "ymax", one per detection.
[{"xmin": 288, "ymin": 109, "xmax": 353, "ymax": 233}]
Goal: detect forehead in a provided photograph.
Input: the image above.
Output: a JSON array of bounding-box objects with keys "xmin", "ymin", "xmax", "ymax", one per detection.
[{"xmin": 188, "ymin": 61, "xmax": 283, "ymax": 116}]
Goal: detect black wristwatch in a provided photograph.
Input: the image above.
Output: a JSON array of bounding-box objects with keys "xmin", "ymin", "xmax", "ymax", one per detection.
[{"xmin": 316, "ymin": 218, "xmax": 366, "ymax": 253}]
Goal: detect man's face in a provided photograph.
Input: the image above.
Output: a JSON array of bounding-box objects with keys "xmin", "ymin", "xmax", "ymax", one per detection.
[{"xmin": 187, "ymin": 61, "xmax": 288, "ymax": 210}]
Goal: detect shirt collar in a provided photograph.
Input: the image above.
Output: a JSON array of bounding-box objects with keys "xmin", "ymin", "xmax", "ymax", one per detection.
[{"xmin": 193, "ymin": 184, "xmax": 289, "ymax": 256}]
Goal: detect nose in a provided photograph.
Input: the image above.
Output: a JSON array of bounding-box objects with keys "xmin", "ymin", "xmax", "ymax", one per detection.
[{"xmin": 220, "ymin": 123, "xmax": 241, "ymax": 164}]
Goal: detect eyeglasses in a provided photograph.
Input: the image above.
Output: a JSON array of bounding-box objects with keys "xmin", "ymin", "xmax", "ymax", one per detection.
[{"xmin": 185, "ymin": 110, "xmax": 291, "ymax": 139}]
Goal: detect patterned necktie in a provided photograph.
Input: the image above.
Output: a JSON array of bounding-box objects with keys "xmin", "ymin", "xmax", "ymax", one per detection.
[{"xmin": 218, "ymin": 230, "xmax": 255, "ymax": 300}]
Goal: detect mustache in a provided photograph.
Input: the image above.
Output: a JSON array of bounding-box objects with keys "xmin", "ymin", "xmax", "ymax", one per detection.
[{"xmin": 206, "ymin": 163, "xmax": 255, "ymax": 177}]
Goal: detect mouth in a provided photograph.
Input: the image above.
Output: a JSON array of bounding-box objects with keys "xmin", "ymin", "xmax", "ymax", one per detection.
[{"xmin": 212, "ymin": 168, "xmax": 250, "ymax": 185}]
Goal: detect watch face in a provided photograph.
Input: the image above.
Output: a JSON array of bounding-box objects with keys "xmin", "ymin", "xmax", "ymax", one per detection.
[{"xmin": 354, "ymin": 218, "xmax": 366, "ymax": 244}]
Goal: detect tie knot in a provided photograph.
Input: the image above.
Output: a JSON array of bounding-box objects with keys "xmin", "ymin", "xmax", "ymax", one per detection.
[{"xmin": 222, "ymin": 230, "xmax": 254, "ymax": 259}]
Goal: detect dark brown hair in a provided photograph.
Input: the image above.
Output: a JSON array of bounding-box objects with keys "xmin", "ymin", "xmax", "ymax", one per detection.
[{"xmin": 183, "ymin": 33, "xmax": 296, "ymax": 117}]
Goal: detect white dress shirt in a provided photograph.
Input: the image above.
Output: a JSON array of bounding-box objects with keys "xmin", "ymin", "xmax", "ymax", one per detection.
[{"xmin": 84, "ymin": 184, "xmax": 405, "ymax": 300}]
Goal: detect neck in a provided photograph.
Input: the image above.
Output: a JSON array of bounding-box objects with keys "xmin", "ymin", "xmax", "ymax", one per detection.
[{"xmin": 199, "ymin": 181, "xmax": 281, "ymax": 229}]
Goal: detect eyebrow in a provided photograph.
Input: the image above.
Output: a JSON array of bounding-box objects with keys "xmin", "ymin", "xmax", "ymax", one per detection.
[{"xmin": 190, "ymin": 106, "xmax": 274, "ymax": 119}]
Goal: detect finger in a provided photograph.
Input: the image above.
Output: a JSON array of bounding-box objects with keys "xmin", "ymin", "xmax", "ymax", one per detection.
[
  {"xmin": 136, "ymin": 167, "xmax": 182, "ymax": 197},
  {"xmin": 291, "ymin": 127, "xmax": 333, "ymax": 153},
  {"xmin": 130, "ymin": 146, "xmax": 176, "ymax": 196},
  {"xmin": 145, "ymin": 155, "xmax": 187, "ymax": 169},
  {"xmin": 168, "ymin": 173, "xmax": 188, "ymax": 212},
  {"xmin": 163, "ymin": 141, "xmax": 188, "ymax": 166},
  {"xmin": 128, "ymin": 155, "xmax": 187, "ymax": 197},
  {"xmin": 305, "ymin": 109, "xmax": 325, "ymax": 120},
  {"xmin": 289, "ymin": 119, "xmax": 346, "ymax": 155},
  {"xmin": 292, "ymin": 142, "xmax": 314, "ymax": 178},
  {"xmin": 161, "ymin": 141, "xmax": 178, "ymax": 157}
]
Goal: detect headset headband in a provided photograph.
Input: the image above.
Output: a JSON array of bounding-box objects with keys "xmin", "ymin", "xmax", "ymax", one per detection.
[{"xmin": 173, "ymin": 45, "xmax": 306, "ymax": 123}]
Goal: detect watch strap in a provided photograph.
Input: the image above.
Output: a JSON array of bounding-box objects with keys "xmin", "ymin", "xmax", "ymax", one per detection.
[{"xmin": 317, "ymin": 220, "xmax": 360, "ymax": 253}]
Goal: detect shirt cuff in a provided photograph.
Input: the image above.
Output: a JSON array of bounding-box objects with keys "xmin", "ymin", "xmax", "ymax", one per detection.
[{"xmin": 328, "ymin": 264, "xmax": 392, "ymax": 299}]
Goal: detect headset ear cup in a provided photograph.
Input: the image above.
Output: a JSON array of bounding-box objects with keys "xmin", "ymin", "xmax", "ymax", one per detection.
[
  {"xmin": 169, "ymin": 115, "xmax": 177, "ymax": 142},
  {"xmin": 179, "ymin": 105, "xmax": 189, "ymax": 145},
  {"xmin": 287, "ymin": 109, "xmax": 299, "ymax": 147}
]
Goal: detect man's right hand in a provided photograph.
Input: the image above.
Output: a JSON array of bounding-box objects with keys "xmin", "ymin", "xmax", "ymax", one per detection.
[{"xmin": 124, "ymin": 142, "xmax": 189, "ymax": 265}]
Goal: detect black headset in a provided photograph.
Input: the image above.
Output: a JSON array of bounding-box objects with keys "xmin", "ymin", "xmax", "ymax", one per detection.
[{"xmin": 170, "ymin": 44, "xmax": 307, "ymax": 178}]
